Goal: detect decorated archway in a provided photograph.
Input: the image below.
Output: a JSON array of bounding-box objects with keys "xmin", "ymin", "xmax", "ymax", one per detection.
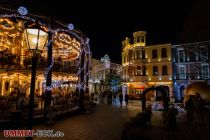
[{"xmin": 141, "ymin": 85, "xmax": 169, "ymax": 111}]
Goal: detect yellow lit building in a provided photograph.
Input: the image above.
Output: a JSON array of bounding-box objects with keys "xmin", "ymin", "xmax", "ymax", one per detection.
[{"xmin": 121, "ymin": 31, "xmax": 173, "ymax": 100}]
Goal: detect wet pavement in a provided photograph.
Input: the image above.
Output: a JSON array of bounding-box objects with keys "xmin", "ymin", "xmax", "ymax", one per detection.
[
  {"xmin": 0, "ymin": 100, "xmax": 190, "ymax": 140},
  {"xmin": 34, "ymin": 101, "xmax": 141, "ymax": 140}
]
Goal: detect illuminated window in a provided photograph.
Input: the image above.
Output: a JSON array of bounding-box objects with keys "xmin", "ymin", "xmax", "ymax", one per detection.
[
  {"xmin": 152, "ymin": 49, "xmax": 158, "ymax": 59},
  {"xmin": 142, "ymin": 66, "xmax": 146, "ymax": 75},
  {"xmin": 129, "ymin": 50, "xmax": 133, "ymax": 60},
  {"xmin": 202, "ymin": 64, "xmax": 209, "ymax": 79},
  {"xmin": 141, "ymin": 36, "xmax": 145, "ymax": 43},
  {"xmin": 200, "ymin": 48, "xmax": 208, "ymax": 61},
  {"xmin": 153, "ymin": 66, "xmax": 158, "ymax": 76},
  {"xmin": 137, "ymin": 36, "xmax": 140, "ymax": 43},
  {"xmin": 179, "ymin": 66, "xmax": 186, "ymax": 79},
  {"xmin": 142, "ymin": 50, "xmax": 145, "ymax": 59},
  {"xmin": 137, "ymin": 66, "xmax": 141, "ymax": 76},
  {"xmin": 136, "ymin": 50, "xmax": 141, "ymax": 59},
  {"xmin": 161, "ymin": 48, "xmax": 167, "ymax": 58},
  {"xmin": 162, "ymin": 65, "xmax": 168, "ymax": 75},
  {"xmin": 178, "ymin": 49, "xmax": 185, "ymax": 62}
]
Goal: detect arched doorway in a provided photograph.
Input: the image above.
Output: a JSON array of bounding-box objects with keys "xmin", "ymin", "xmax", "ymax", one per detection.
[
  {"xmin": 179, "ymin": 86, "xmax": 185, "ymax": 102},
  {"xmin": 141, "ymin": 86, "xmax": 169, "ymax": 111}
]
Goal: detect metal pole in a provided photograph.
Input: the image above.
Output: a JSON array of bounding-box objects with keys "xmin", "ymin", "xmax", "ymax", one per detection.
[
  {"xmin": 26, "ymin": 54, "xmax": 38, "ymax": 140},
  {"xmin": 85, "ymin": 54, "xmax": 89, "ymax": 92},
  {"xmin": 44, "ymin": 32, "xmax": 52, "ymax": 122},
  {"xmin": 79, "ymin": 50, "xmax": 85, "ymax": 112}
]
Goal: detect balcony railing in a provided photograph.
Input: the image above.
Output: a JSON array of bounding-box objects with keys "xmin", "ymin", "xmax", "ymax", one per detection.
[
  {"xmin": 174, "ymin": 73, "xmax": 210, "ymax": 80},
  {"xmin": 173, "ymin": 57, "xmax": 209, "ymax": 63}
]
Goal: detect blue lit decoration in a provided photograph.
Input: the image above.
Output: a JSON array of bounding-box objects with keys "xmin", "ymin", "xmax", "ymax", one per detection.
[
  {"xmin": 44, "ymin": 32, "xmax": 91, "ymax": 91},
  {"xmin": 68, "ymin": 23, "xmax": 74, "ymax": 30},
  {"xmin": 44, "ymin": 39, "xmax": 54, "ymax": 91},
  {"xmin": 151, "ymin": 102, "xmax": 185, "ymax": 112},
  {"xmin": 17, "ymin": 6, "xmax": 28, "ymax": 16},
  {"xmin": 76, "ymin": 37, "xmax": 91, "ymax": 91}
]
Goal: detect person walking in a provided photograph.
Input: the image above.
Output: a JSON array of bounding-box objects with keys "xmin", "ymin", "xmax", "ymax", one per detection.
[
  {"xmin": 125, "ymin": 93, "xmax": 129, "ymax": 106},
  {"xmin": 112, "ymin": 93, "xmax": 116, "ymax": 105},
  {"xmin": 167, "ymin": 106, "xmax": 178, "ymax": 131},
  {"xmin": 185, "ymin": 96, "xmax": 194, "ymax": 124},
  {"xmin": 119, "ymin": 93, "xmax": 123, "ymax": 107}
]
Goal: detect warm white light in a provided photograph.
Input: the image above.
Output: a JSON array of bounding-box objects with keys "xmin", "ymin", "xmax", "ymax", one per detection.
[
  {"xmin": 32, "ymin": 38, "xmax": 38, "ymax": 44},
  {"xmin": 27, "ymin": 29, "xmax": 47, "ymax": 36},
  {"xmin": 25, "ymin": 28, "xmax": 48, "ymax": 51},
  {"xmin": 159, "ymin": 76, "xmax": 162, "ymax": 80}
]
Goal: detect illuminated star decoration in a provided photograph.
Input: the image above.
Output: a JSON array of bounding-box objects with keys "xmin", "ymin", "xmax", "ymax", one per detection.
[
  {"xmin": 68, "ymin": 23, "xmax": 74, "ymax": 31},
  {"xmin": 17, "ymin": 6, "xmax": 28, "ymax": 16}
]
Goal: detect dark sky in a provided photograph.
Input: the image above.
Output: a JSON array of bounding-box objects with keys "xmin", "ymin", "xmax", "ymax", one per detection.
[{"xmin": 0, "ymin": 0, "xmax": 209, "ymax": 63}]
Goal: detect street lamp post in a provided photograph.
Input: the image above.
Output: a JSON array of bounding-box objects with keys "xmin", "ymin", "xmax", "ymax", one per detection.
[
  {"xmin": 24, "ymin": 27, "xmax": 48, "ymax": 136},
  {"xmin": 44, "ymin": 31, "xmax": 52, "ymax": 122}
]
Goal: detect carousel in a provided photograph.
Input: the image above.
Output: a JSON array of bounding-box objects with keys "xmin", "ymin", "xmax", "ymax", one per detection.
[
  {"xmin": 0, "ymin": 6, "xmax": 91, "ymax": 127},
  {"xmin": 0, "ymin": 7, "xmax": 90, "ymax": 100},
  {"xmin": 0, "ymin": 17, "xmax": 81, "ymax": 96}
]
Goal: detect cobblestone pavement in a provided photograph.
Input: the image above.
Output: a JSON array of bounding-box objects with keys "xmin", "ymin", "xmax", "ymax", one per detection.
[
  {"xmin": 34, "ymin": 101, "xmax": 142, "ymax": 140},
  {"xmin": 0, "ymin": 100, "xmax": 188, "ymax": 140}
]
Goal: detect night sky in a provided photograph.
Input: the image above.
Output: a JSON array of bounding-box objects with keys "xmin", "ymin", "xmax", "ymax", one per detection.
[{"xmin": 0, "ymin": 0, "xmax": 209, "ymax": 63}]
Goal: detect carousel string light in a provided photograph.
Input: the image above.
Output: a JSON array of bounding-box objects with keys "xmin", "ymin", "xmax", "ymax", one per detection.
[
  {"xmin": 0, "ymin": 6, "xmax": 91, "ymax": 94},
  {"xmin": 44, "ymin": 30, "xmax": 90, "ymax": 91}
]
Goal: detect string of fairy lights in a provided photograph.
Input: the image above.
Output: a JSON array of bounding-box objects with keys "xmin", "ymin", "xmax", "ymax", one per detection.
[{"xmin": 0, "ymin": 6, "xmax": 91, "ymax": 92}]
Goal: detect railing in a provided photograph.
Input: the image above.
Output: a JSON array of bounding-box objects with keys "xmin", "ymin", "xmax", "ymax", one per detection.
[
  {"xmin": 173, "ymin": 57, "xmax": 209, "ymax": 63},
  {"xmin": 174, "ymin": 73, "xmax": 210, "ymax": 80},
  {"xmin": 0, "ymin": 95, "xmax": 79, "ymax": 125},
  {"xmin": 94, "ymin": 63, "xmax": 121, "ymax": 73}
]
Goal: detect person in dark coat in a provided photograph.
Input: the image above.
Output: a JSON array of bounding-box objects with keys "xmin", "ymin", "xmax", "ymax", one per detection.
[
  {"xmin": 119, "ymin": 93, "xmax": 123, "ymax": 107},
  {"xmin": 167, "ymin": 106, "xmax": 178, "ymax": 131},
  {"xmin": 125, "ymin": 93, "xmax": 129, "ymax": 106},
  {"xmin": 185, "ymin": 96, "xmax": 194, "ymax": 123}
]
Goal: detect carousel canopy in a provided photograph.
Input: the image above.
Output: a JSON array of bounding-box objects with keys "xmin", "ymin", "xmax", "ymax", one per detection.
[{"xmin": 0, "ymin": 17, "xmax": 81, "ymax": 61}]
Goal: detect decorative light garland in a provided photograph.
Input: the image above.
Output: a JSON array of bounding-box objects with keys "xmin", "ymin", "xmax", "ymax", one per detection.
[
  {"xmin": 44, "ymin": 39, "xmax": 54, "ymax": 91},
  {"xmin": 0, "ymin": 6, "xmax": 91, "ymax": 93}
]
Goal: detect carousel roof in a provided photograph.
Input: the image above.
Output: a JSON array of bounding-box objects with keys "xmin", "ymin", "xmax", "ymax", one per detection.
[{"xmin": 0, "ymin": 17, "xmax": 82, "ymax": 61}]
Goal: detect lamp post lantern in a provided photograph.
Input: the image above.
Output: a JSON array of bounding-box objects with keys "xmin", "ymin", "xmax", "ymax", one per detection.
[{"xmin": 24, "ymin": 26, "xmax": 48, "ymax": 133}]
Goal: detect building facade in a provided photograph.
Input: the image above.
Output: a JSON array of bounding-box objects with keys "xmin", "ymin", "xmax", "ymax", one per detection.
[
  {"xmin": 89, "ymin": 54, "xmax": 122, "ymax": 94},
  {"xmin": 122, "ymin": 31, "xmax": 173, "ymax": 100},
  {"xmin": 172, "ymin": 41, "xmax": 210, "ymax": 102}
]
